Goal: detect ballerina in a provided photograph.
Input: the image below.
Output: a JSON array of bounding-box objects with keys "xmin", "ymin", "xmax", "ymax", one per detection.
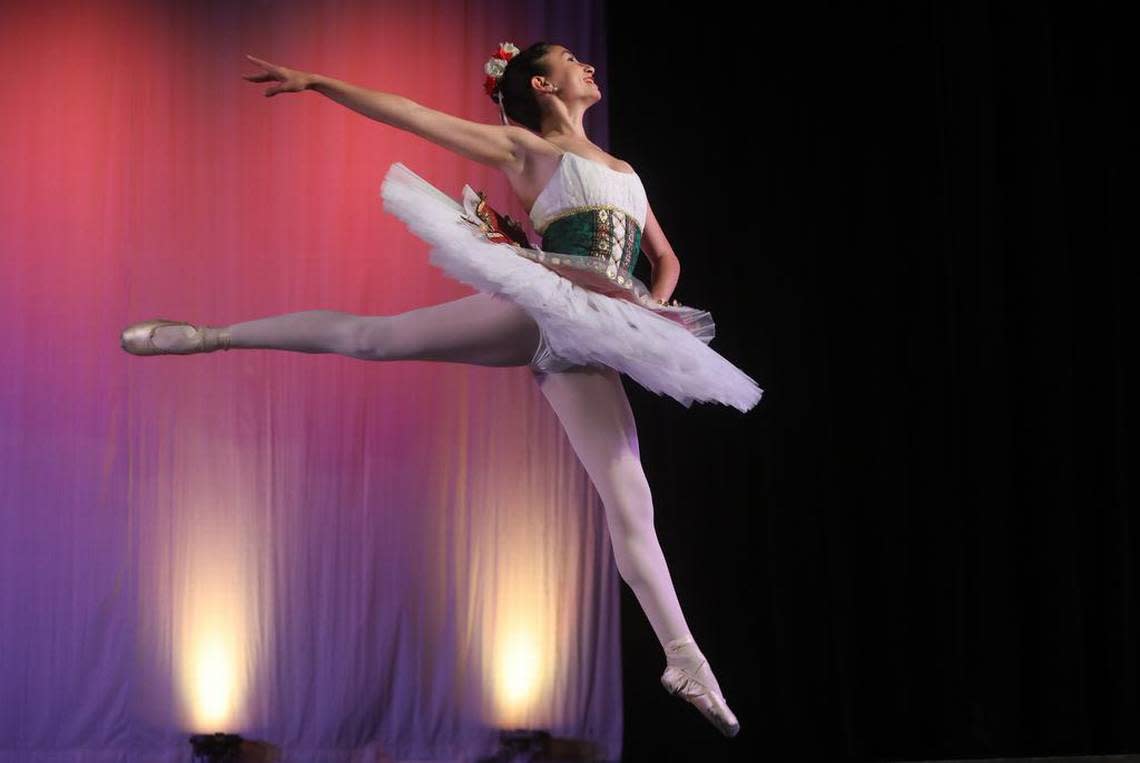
[{"xmin": 121, "ymin": 41, "xmax": 758, "ymax": 737}]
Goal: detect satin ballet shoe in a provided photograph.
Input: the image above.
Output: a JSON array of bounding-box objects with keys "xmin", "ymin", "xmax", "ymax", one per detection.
[
  {"xmin": 120, "ymin": 318, "xmax": 232, "ymax": 356},
  {"xmin": 661, "ymin": 664, "xmax": 741, "ymax": 738}
]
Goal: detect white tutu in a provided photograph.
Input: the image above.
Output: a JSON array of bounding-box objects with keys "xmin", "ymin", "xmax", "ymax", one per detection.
[{"xmin": 379, "ymin": 161, "xmax": 763, "ymax": 413}]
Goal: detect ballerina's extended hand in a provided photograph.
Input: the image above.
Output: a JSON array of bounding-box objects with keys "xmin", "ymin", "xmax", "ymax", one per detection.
[{"xmin": 242, "ymin": 54, "xmax": 314, "ymax": 97}]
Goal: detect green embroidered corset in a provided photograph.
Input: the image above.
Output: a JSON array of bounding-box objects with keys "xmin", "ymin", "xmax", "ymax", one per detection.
[
  {"xmin": 528, "ymin": 151, "xmax": 648, "ymax": 289},
  {"xmin": 539, "ymin": 207, "xmax": 643, "ymax": 283}
]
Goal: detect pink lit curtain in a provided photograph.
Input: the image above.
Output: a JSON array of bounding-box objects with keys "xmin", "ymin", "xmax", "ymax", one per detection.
[{"xmin": 0, "ymin": 1, "xmax": 622, "ymax": 760}]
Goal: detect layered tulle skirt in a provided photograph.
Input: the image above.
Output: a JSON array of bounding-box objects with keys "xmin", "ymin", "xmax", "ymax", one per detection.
[{"xmin": 379, "ymin": 162, "xmax": 763, "ymax": 413}]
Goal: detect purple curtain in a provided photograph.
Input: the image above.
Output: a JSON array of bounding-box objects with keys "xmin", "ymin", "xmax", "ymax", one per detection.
[{"xmin": 0, "ymin": 1, "xmax": 623, "ymax": 760}]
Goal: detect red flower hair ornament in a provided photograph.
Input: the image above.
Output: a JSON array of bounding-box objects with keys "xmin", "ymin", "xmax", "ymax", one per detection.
[{"xmin": 483, "ymin": 41, "xmax": 520, "ymax": 125}]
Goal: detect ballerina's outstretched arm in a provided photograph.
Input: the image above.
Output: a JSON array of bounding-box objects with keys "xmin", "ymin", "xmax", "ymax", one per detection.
[{"xmin": 242, "ymin": 54, "xmax": 527, "ymax": 173}]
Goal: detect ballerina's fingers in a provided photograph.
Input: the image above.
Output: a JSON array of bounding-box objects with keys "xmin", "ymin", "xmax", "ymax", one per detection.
[{"xmin": 241, "ymin": 54, "xmax": 297, "ymax": 97}]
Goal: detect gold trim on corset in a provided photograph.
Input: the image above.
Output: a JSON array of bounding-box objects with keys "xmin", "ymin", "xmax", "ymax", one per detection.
[{"xmin": 535, "ymin": 203, "xmax": 644, "ymax": 237}]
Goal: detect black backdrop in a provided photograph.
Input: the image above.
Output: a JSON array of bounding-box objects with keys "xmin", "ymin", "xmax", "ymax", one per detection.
[{"xmin": 603, "ymin": 2, "xmax": 1128, "ymax": 761}]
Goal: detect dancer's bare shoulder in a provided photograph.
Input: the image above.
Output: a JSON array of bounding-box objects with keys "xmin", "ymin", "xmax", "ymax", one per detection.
[{"xmin": 504, "ymin": 133, "xmax": 634, "ymax": 215}]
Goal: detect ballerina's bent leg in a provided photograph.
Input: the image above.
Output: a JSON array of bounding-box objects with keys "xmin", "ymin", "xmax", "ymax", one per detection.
[{"xmin": 533, "ymin": 366, "xmax": 731, "ymax": 700}]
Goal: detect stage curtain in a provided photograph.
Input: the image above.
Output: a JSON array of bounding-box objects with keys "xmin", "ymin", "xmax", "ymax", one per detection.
[{"xmin": 0, "ymin": 1, "xmax": 622, "ymax": 760}]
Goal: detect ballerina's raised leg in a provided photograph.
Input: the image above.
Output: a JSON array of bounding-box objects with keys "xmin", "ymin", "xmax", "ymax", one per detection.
[
  {"xmin": 120, "ymin": 291, "xmax": 739, "ymax": 736},
  {"xmin": 120, "ymin": 292, "xmax": 542, "ymax": 367},
  {"xmin": 533, "ymin": 365, "xmax": 741, "ymax": 737}
]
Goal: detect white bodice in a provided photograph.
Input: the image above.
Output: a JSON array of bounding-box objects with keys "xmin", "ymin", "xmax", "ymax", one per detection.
[{"xmin": 528, "ymin": 152, "xmax": 648, "ymax": 236}]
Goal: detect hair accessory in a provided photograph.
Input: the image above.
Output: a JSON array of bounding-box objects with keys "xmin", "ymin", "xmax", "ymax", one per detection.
[{"xmin": 483, "ymin": 41, "xmax": 521, "ymax": 125}]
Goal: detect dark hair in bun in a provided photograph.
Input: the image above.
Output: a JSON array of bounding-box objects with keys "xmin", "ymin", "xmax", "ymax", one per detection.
[{"xmin": 488, "ymin": 42, "xmax": 553, "ymax": 133}]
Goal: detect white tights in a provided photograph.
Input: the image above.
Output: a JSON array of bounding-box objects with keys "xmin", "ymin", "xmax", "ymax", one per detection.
[{"xmin": 217, "ymin": 292, "xmax": 699, "ymax": 651}]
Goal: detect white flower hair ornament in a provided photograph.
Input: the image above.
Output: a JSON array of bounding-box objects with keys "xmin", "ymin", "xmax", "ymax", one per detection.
[{"xmin": 483, "ymin": 42, "xmax": 521, "ymax": 125}]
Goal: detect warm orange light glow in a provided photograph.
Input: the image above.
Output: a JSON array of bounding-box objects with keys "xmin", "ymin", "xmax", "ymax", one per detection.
[
  {"xmin": 189, "ymin": 630, "xmax": 238, "ymax": 728},
  {"xmin": 498, "ymin": 629, "xmax": 542, "ymax": 710},
  {"xmin": 162, "ymin": 485, "xmax": 262, "ymax": 733},
  {"xmin": 476, "ymin": 500, "xmax": 563, "ymax": 729}
]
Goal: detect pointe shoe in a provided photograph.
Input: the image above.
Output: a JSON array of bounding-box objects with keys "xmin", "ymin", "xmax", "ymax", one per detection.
[
  {"xmin": 661, "ymin": 664, "xmax": 741, "ymax": 738},
  {"xmin": 120, "ymin": 319, "xmax": 231, "ymax": 356}
]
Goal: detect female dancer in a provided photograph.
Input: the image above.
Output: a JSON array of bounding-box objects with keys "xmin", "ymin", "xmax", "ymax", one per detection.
[{"xmin": 121, "ymin": 42, "xmax": 759, "ymax": 737}]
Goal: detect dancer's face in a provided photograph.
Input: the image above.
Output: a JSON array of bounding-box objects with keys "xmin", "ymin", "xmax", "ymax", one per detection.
[{"xmin": 538, "ymin": 45, "xmax": 598, "ymax": 103}]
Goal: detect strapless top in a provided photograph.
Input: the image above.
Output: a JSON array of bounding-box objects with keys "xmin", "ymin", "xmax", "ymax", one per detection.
[{"xmin": 528, "ymin": 151, "xmax": 648, "ymax": 236}]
